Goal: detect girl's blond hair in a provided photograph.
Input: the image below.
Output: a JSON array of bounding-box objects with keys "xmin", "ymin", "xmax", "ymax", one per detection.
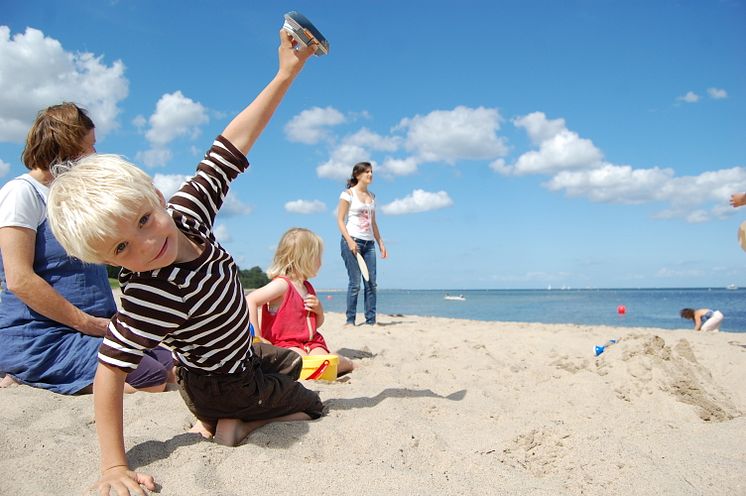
[{"xmin": 267, "ymin": 228, "xmax": 323, "ymax": 280}]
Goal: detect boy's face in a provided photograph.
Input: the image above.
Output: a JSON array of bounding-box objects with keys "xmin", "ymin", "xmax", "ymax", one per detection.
[{"xmin": 91, "ymin": 192, "xmax": 183, "ymax": 272}]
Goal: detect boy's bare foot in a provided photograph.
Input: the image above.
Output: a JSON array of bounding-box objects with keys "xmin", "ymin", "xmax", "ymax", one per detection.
[
  {"xmin": 214, "ymin": 413, "xmax": 312, "ymax": 447},
  {"xmin": 189, "ymin": 420, "xmax": 215, "ymax": 439},
  {"xmin": 0, "ymin": 375, "xmax": 19, "ymax": 388}
]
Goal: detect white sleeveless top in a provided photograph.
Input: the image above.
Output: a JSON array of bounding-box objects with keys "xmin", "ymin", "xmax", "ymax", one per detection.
[{"xmin": 339, "ymin": 189, "xmax": 374, "ymax": 241}]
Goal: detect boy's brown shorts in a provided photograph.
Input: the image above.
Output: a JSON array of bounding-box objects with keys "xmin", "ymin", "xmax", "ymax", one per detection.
[{"xmin": 176, "ymin": 343, "xmax": 324, "ymax": 424}]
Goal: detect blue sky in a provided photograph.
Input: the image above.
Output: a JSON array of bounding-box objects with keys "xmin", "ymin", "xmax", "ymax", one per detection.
[{"xmin": 1, "ymin": 1, "xmax": 745, "ymax": 289}]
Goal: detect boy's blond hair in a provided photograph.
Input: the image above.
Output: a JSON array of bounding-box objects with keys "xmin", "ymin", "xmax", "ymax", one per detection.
[
  {"xmin": 267, "ymin": 228, "xmax": 323, "ymax": 281},
  {"xmin": 47, "ymin": 154, "xmax": 162, "ymax": 264}
]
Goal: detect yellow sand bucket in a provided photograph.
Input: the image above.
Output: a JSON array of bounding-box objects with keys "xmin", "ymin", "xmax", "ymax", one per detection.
[{"xmin": 300, "ymin": 354, "xmax": 338, "ymax": 381}]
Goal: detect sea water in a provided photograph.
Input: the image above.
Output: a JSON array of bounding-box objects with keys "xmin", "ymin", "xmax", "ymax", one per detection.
[{"xmin": 316, "ymin": 288, "xmax": 746, "ymax": 333}]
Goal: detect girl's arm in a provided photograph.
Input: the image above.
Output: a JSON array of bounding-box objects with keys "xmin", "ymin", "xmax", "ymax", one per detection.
[
  {"xmin": 0, "ymin": 226, "xmax": 110, "ymax": 336},
  {"xmin": 222, "ymin": 30, "xmax": 314, "ymax": 156},
  {"xmin": 371, "ymin": 207, "xmax": 387, "ymax": 259},
  {"xmin": 246, "ymin": 278, "xmax": 289, "ymax": 339},
  {"xmin": 304, "ymin": 293, "xmax": 324, "ymax": 328},
  {"xmin": 336, "ymin": 196, "xmax": 357, "ymax": 254}
]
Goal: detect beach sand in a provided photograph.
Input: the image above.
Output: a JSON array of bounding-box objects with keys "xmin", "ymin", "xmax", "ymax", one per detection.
[{"xmin": 1, "ymin": 311, "xmax": 745, "ymax": 495}]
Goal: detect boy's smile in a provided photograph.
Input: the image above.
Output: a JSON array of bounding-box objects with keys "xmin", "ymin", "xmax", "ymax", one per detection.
[{"xmin": 93, "ymin": 193, "xmax": 201, "ymax": 272}]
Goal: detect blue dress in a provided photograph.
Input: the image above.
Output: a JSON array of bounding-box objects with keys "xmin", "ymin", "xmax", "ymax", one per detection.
[{"xmin": 0, "ymin": 178, "xmax": 116, "ymax": 394}]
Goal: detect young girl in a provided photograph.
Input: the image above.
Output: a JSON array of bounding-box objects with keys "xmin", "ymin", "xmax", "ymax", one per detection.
[{"xmin": 247, "ymin": 228, "xmax": 354, "ymax": 375}]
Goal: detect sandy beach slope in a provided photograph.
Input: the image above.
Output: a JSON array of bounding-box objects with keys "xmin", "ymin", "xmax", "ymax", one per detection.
[{"xmin": 1, "ymin": 311, "xmax": 745, "ymax": 495}]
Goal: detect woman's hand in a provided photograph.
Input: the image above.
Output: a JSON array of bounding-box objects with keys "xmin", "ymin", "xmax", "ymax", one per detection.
[
  {"xmin": 730, "ymin": 192, "xmax": 746, "ymax": 208},
  {"xmin": 378, "ymin": 241, "xmax": 388, "ymax": 259},
  {"xmin": 78, "ymin": 315, "xmax": 111, "ymax": 337},
  {"xmin": 346, "ymin": 238, "xmax": 358, "ymax": 255}
]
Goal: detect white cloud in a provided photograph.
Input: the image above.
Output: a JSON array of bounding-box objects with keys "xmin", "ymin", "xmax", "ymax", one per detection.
[
  {"xmin": 285, "ymin": 199, "xmax": 326, "ymax": 214},
  {"xmin": 156, "ymin": 173, "xmax": 252, "ymax": 216},
  {"xmin": 137, "ymin": 148, "xmax": 173, "ymax": 168},
  {"xmin": 222, "ymin": 194, "xmax": 252, "ymax": 216},
  {"xmin": 132, "ymin": 114, "xmax": 147, "ymax": 130},
  {"xmin": 546, "ymin": 164, "xmax": 674, "ymax": 204},
  {"xmin": 0, "ymin": 26, "xmax": 128, "ymax": 143},
  {"xmin": 317, "ymin": 143, "xmax": 372, "ymax": 181},
  {"xmin": 707, "ymin": 87, "xmax": 727, "ymax": 99},
  {"xmin": 506, "ymin": 112, "xmax": 603, "ymax": 175},
  {"xmin": 345, "ymin": 128, "xmax": 400, "ymax": 152},
  {"xmin": 145, "ymin": 91, "xmax": 208, "ymax": 146},
  {"xmin": 380, "ymin": 156, "xmax": 420, "ymax": 176},
  {"xmin": 153, "ymin": 173, "xmax": 189, "ymax": 199},
  {"xmin": 489, "ymin": 158, "xmax": 510, "ymax": 174},
  {"xmin": 285, "ymin": 106, "xmax": 345, "ymax": 144},
  {"xmin": 316, "ymin": 128, "xmax": 401, "ymax": 180},
  {"xmin": 513, "ymin": 112, "xmax": 567, "ymax": 145},
  {"xmin": 677, "ymin": 91, "xmax": 700, "ymax": 103},
  {"xmin": 0, "ymin": 159, "xmax": 10, "ymax": 177},
  {"xmin": 137, "ymin": 91, "xmax": 209, "ymax": 167},
  {"xmin": 398, "ymin": 106, "xmax": 508, "ymax": 163},
  {"xmin": 506, "ymin": 111, "xmax": 746, "ymax": 223},
  {"xmin": 381, "ymin": 189, "xmax": 453, "ymax": 215},
  {"xmin": 653, "ymin": 167, "xmax": 746, "ymax": 222},
  {"xmin": 212, "ymin": 224, "xmax": 232, "ymax": 243}
]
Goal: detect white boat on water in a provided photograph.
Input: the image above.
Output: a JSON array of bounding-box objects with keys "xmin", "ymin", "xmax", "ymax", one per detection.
[
  {"xmin": 726, "ymin": 284, "xmax": 738, "ymax": 290},
  {"xmin": 444, "ymin": 294, "xmax": 466, "ymax": 301}
]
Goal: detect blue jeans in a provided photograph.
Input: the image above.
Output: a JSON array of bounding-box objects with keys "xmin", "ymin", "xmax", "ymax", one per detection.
[{"xmin": 340, "ymin": 237, "xmax": 377, "ymax": 324}]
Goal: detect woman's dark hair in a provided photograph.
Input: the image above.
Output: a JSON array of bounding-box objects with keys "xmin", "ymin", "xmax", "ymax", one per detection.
[
  {"xmin": 680, "ymin": 308, "xmax": 695, "ymax": 320},
  {"xmin": 346, "ymin": 161, "xmax": 372, "ymax": 188},
  {"xmin": 22, "ymin": 102, "xmax": 95, "ymax": 171}
]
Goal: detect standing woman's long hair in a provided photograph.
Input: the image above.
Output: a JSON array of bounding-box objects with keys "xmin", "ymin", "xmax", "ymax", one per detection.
[{"xmin": 346, "ymin": 162, "xmax": 372, "ymax": 188}]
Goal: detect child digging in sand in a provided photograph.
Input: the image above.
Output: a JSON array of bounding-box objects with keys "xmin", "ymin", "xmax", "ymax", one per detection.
[
  {"xmin": 46, "ymin": 31, "xmax": 323, "ymax": 495},
  {"xmin": 247, "ymin": 228, "xmax": 354, "ymax": 375}
]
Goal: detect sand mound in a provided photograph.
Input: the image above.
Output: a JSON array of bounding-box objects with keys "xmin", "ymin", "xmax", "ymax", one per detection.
[{"xmin": 595, "ymin": 333, "xmax": 740, "ymax": 421}]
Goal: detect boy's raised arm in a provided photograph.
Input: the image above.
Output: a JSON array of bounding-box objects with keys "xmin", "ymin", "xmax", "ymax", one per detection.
[{"xmin": 222, "ymin": 30, "xmax": 315, "ymax": 156}]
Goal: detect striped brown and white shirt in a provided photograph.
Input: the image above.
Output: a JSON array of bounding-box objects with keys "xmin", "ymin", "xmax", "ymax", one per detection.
[{"xmin": 98, "ymin": 136, "xmax": 253, "ymax": 375}]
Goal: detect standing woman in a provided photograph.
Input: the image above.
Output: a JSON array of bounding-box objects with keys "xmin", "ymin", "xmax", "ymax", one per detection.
[
  {"xmin": 0, "ymin": 103, "xmax": 173, "ymax": 394},
  {"xmin": 337, "ymin": 162, "xmax": 387, "ymax": 325}
]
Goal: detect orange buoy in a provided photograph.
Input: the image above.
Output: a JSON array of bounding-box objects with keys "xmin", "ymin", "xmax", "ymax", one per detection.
[{"xmin": 617, "ymin": 305, "xmax": 626, "ymax": 315}]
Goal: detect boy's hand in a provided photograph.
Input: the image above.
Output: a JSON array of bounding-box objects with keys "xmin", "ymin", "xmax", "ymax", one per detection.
[
  {"xmin": 277, "ymin": 29, "xmax": 315, "ymax": 79},
  {"xmin": 730, "ymin": 192, "xmax": 746, "ymax": 208},
  {"xmin": 93, "ymin": 466, "xmax": 156, "ymax": 495}
]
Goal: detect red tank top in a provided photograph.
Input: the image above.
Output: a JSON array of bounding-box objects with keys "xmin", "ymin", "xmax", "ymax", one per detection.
[{"xmin": 261, "ymin": 276, "xmax": 317, "ymax": 344}]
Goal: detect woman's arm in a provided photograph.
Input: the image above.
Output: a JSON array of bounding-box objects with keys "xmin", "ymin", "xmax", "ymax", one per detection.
[
  {"xmin": 336, "ymin": 197, "xmax": 357, "ymax": 255},
  {"xmin": 730, "ymin": 192, "xmax": 746, "ymax": 208},
  {"xmin": 246, "ymin": 278, "xmax": 289, "ymax": 340},
  {"xmin": 371, "ymin": 207, "xmax": 387, "ymax": 259},
  {"xmin": 0, "ymin": 226, "xmax": 109, "ymax": 336},
  {"xmin": 693, "ymin": 309, "xmax": 704, "ymax": 331}
]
